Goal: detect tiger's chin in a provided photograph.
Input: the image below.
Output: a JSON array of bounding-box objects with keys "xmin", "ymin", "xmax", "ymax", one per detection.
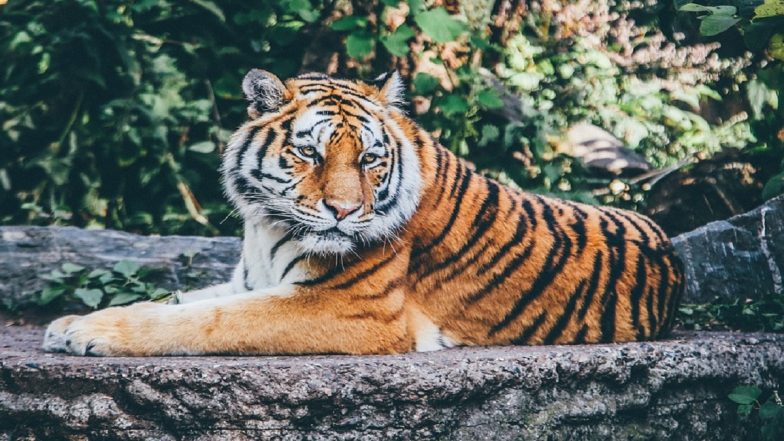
[{"xmin": 299, "ymin": 231, "xmax": 357, "ymax": 255}]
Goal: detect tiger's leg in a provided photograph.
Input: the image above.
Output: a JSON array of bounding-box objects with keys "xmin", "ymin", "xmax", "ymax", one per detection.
[{"xmin": 42, "ymin": 286, "xmax": 412, "ymax": 356}]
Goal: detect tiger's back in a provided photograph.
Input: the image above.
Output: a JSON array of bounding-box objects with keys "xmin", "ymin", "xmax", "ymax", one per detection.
[{"xmin": 405, "ymin": 143, "xmax": 684, "ymax": 345}]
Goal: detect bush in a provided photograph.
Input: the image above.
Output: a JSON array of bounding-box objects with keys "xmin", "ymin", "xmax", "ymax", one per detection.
[{"xmin": 0, "ymin": 0, "xmax": 780, "ymax": 236}]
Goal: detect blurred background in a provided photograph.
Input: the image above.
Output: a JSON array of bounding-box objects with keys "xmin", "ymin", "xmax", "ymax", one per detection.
[{"xmin": 0, "ymin": 0, "xmax": 782, "ymax": 238}]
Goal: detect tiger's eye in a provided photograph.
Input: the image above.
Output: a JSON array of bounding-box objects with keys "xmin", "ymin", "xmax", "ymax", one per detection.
[
  {"xmin": 299, "ymin": 146, "xmax": 317, "ymax": 157},
  {"xmin": 362, "ymin": 153, "xmax": 377, "ymax": 164}
]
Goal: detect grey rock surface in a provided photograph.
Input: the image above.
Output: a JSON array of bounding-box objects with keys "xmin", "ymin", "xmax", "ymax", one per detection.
[
  {"xmin": 0, "ymin": 226, "xmax": 241, "ymax": 307},
  {"xmin": 672, "ymin": 195, "xmax": 784, "ymax": 303},
  {"xmin": 1, "ymin": 327, "xmax": 782, "ymax": 440}
]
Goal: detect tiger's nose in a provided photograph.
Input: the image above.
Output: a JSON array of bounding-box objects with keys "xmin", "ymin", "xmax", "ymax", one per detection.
[{"xmin": 324, "ymin": 199, "xmax": 361, "ymax": 221}]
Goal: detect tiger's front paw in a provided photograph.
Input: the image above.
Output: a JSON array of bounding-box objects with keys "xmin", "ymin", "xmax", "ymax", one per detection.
[
  {"xmin": 42, "ymin": 314, "xmax": 80, "ymax": 353},
  {"xmin": 42, "ymin": 303, "xmax": 158, "ymax": 356}
]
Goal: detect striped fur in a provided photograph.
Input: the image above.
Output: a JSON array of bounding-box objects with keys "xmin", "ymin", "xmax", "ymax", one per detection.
[{"xmin": 42, "ymin": 72, "xmax": 684, "ymax": 356}]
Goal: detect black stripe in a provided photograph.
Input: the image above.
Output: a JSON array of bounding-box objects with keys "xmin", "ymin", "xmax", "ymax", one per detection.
[
  {"xmin": 432, "ymin": 147, "xmax": 453, "ymax": 207},
  {"xmin": 270, "ymin": 232, "xmax": 295, "ymax": 260},
  {"xmin": 562, "ymin": 201, "xmax": 588, "ymax": 256},
  {"xmin": 488, "ymin": 197, "xmax": 573, "ymax": 336},
  {"xmin": 415, "ymin": 180, "xmax": 500, "ymax": 281},
  {"xmin": 412, "ymin": 164, "xmax": 473, "ymax": 257},
  {"xmin": 662, "ymin": 256, "xmax": 684, "ymax": 335},
  {"xmin": 330, "ymin": 253, "xmax": 397, "ymax": 290},
  {"xmin": 280, "ymin": 255, "xmax": 306, "ymax": 281},
  {"xmin": 574, "ymin": 324, "xmax": 589, "ymax": 344},
  {"xmin": 577, "ymin": 251, "xmax": 604, "ymax": 320},
  {"xmin": 242, "ymin": 259, "xmax": 252, "ymax": 291},
  {"xmin": 630, "ymin": 252, "xmax": 648, "ymax": 339},
  {"xmin": 232, "ymin": 126, "xmax": 262, "ymax": 197},
  {"xmin": 476, "ymin": 195, "xmax": 531, "ymax": 275},
  {"xmin": 655, "ymin": 254, "xmax": 672, "ymax": 335},
  {"xmin": 510, "ymin": 312, "xmax": 547, "ymax": 344},
  {"xmin": 636, "ymin": 214, "xmax": 667, "ymax": 243},
  {"xmin": 598, "ymin": 211, "xmax": 627, "ymax": 343},
  {"xmin": 252, "ymin": 171, "xmax": 291, "ymax": 184},
  {"xmin": 376, "ymin": 129, "xmax": 404, "ymax": 212},
  {"xmin": 542, "ymin": 279, "xmax": 587, "ymax": 345}
]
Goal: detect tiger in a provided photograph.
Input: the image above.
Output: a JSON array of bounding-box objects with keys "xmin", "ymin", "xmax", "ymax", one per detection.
[{"xmin": 42, "ymin": 70, "xmax": 684, "ymax": 356}]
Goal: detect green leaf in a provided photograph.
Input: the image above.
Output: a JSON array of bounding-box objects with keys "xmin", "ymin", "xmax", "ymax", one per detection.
[
  {"xmin": 413, "ymin": 72, "xmax": 440, "ymax": 94},
  {"xmin": 408, "ymin": 0, "xmax": 425, "ymax": 15},
  {"xmin": 330, "ymin": 16, "xmax": 367, "ymax": 31},
  {"xmin": 729, "ymin": 386, "xmax": 762, "ymax": 404},
  {"xmin": 99, "ymin": 273, "xmax": 115, "ymax": 285},
  {"xmin": 478, "ymin": 124, "xmax": 500, "ymax": 147},
  {"xmin": 755, "ymin": 0, "xmax": 784, "ymax": 19},
  {"xmin": 150, "ymin": 288, "xmax": 171, "ymax": 300},
  {"xmin": 188, "ymin": 141, "xmax": 216, "ymax": 154},
  {"xmin": 679, "ymin": 3, "xmax": 714, "ymax": 13},
  {"xmin": 39, "ymin": 287, "xmax": 66, "ymax": 305},
  {"xmin": 762, "ymin": 171, "xmax": 784, "ymax": 200},
  {"xmin": 188, "ymin": 0, "xmax": 226, "ymax": 22},
  {"xmin": 108, "ymin": 292, "xmax": 142, "ymax": 306},
  {"xmin": 769, "ymin": 33, "xmax": 784, "ymax": 60},
  {"xmin": 61, "ymin": 263, "xmax": 85, "ymax": 274},
  {"xmin": 346, "ymin": 31, "xmax": 374, "ymax": 58},
  {"xmin": 737, "ymin": 403, "xmax": 753, "ymax": 416},
  {"xmin": 759, "ymin": 399, "xmax": 784, "ymax": 419},
  {"xmin": 477, "ymin": 89, "xmax": 504, "ymax": 109},
  {"xmin": 74, "ymin": 288, "xmax": 103, "ymax": 308},
  {"xmin": 88, "ymin": 269, "xmax": 111, "ymax": 279},
  {"xmin": 288, "ymin": 0, "xmax": 319, "ymax": 22},
  {"xmin": 747, "ymin": 78, "xmax": 779, "ymax": 119},
  {"xmin": 438, "ymin": 94, "xmax": 469, "ymax": 117},
  {"xmin": 113, "ymin": 260, "xmax": 141, "ymax": 278},
  {"xmin": 414, "ymin": 7, "xmax": 467, "ymax": 43},
  {"xmin": 680, "ymin": 3, "xmax": 737, "ymax": 15},
  {"xmin": 381, "ymin": 24, "xmax": 415, "ymax": 57},
  {"xmin": 700, "ymin": 14, "xmax": 741, "ymax": 36}
]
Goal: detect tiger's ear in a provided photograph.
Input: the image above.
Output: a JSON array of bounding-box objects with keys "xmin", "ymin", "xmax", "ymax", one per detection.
[
  {"xmin": 242, "ymin": 69, "xmax": 290, "ymax": 118},
  {"xmin": 372, "ymin": 71, "xmax": 406, "ymax": 109}
]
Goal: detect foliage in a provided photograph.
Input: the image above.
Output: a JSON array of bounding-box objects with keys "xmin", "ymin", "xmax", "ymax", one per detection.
[
  {"xmin": 678, "ymin": 0, "xmax": 784, "ymax": 200},
  {"xmin": 35, "ymin": 260, "xmax": 170, "ymax": 310},
  {"xmin": 0, "ymin": 0, "xmax": 781, "ymax": 236},
  {"xmin": 676, "ymin": 290, "xmax": 784, "ymax": 332},
  {"xmin": 728, "ymin": 385, "xmax": 784, "ymax": 440}
]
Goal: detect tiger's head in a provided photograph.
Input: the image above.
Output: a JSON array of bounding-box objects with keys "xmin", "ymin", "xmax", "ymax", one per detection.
[{"xmin": 222, "ymin": 70, "xmax": 423, "ymax": 255}]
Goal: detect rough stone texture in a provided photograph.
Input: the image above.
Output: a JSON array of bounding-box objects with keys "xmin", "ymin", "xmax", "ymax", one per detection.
[
  {"xmin": 1, "ymin": 327, "xmax": 782, "ymax": 440},
  {"xmin": 0, "ymin": 226, "xmax": 241, "ymax": 307},
  {"xmin": 3, "ymin": 196, "xmax": 784, "ymax": 308},
  {"xmin": 671, "ymin": 194, "xmax": 784, "ymax": 303}
]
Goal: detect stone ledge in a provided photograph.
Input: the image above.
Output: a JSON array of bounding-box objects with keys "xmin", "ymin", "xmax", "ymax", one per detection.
[{"xmin": 2, "ymin": 327, "xmax": 782, "ymax": 440}]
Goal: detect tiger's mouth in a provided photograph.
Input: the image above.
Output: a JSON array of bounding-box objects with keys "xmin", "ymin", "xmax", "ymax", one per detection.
[
  {"xmin": 300, "ymin": 227, "xmax": 357, "ymax": 254},
  {"xmin": 314, "ymin": 227, "xmax": 352, "ymax": 240}
]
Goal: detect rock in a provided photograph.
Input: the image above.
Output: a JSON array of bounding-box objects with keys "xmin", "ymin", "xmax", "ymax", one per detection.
[
  {"xmin": 0, "ymin": 226, "xmax": 240, "ymax": 309},
  {"xmin": 1, "ymin": 327, "xmax": 782, "ymax": 440},
  {"xmin": 564, "ymin": 122, "xmax": 652, "ymax": 175},
  {"xmin": 671, "ymin": 194, "xmax": 784, "ymax": 303}
]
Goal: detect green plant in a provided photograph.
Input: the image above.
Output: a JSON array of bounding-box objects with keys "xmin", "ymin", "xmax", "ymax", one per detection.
[
  {"xmin": 678, "ymin": 0, "xmax": 784, "ymax": 201},
  {"xmin": 36, "ymin": 260, "xmax": 170, "ymax": 309},
  {"xmin": 729, "ymin": 385, "xmax": 784, "ymax": 440},
  {"xmin": 677, "ymin": 291, "xmax": 784, "ymax": 332}
]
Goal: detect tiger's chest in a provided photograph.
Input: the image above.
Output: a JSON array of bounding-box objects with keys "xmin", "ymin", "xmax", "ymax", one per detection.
[{"xmin": 240, "ymin": 222, "xmax": 311, "ymax": 290}]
